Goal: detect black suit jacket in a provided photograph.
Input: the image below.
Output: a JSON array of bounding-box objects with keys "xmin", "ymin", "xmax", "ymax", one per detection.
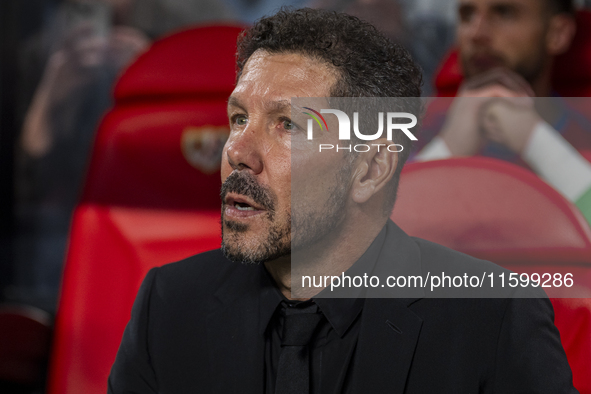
[{"xmin": 108, "ymin": 221, "xmax": 577, "ymax": 393}]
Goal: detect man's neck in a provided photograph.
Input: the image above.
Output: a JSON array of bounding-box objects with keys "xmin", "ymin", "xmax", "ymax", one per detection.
[
  {"xmin": 530, "ymin": 60, "xmax": 554, "ymax": 97},
  {"xmin": 531, "ymin": 76, "xmax": 553, "ymax": 97},
  {"xmin": 265, "ymin": 215, "xmax": 388, "ymax": 300}
]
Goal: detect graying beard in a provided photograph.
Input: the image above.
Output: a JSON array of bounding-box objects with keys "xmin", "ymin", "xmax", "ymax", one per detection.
[{"xmin": 221, "ymin": 213, "xmax": 291, "ymax": 265}]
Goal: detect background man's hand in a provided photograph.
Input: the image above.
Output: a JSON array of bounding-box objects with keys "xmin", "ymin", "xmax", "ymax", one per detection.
[
  {"xmin": 21, "ymin": 23, "xmax": 149, "ymax": 157},
  {"xmin": 439, "ymin": 68, "xmax": 536, "ymax": 156},
  {"xmin": 480, "ymin": 97, "xmax": 541, "ymax": 154},
  {"xmin": 106, "ymin": 26, "xmax": 150, "ymax": 71}
]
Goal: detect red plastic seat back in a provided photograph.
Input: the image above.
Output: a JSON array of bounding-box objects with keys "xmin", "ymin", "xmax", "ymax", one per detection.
[
  {"xmin": 85, "ymin": 24, "xmax": 244, "ymax": 210},
  {"xmin": 435, "ymin": 10, "xmax": 591, "ymax": 96},
  {"xmin": 47, "ymin": 25, "xmax": 244, "ymax": 394},
  {"xmin": 393, "ymin": 157, "xmax": 591, "ymax": 262},
  {"xmin": 391, "ymin": 157, "xmax": 591, "ymax": 393}
]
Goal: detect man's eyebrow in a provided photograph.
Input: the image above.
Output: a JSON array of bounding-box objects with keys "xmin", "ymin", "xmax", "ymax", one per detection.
[
  {"xmin": 227, "ymin": 96, "xmax": 245, "ymax": 111},
  {"xmin": 490, "ymin": 2, "xmax": 521, "ymax": 13},
  {"xmin": 458, "ymin": 2, "xmax": 476, "ymax": 15},
  {"xmin": 265, "ymin": 99, "xmax": 291, "ymax": 114},
  {"xmin": 227, "ymin": 97, "xmax": 292, "ymax": 113}
]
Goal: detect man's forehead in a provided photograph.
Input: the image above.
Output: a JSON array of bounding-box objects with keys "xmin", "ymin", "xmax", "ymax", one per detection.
[{"xmin": 234, "ymin": 51, "xmax": 337, "ymax": 101}]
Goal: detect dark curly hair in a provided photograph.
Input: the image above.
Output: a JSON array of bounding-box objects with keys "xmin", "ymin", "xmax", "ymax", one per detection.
[
  {"xmin": 235, "ymin": 7, "xmax": 423, "ymax": 213},
  {"xmin": 236, "ymin": 7, "xmax": 422, "ymax": 98}
]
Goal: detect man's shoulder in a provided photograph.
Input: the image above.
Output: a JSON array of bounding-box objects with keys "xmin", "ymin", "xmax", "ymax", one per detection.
[
  {"xmin": 412, "ymin": 236, "xmax": 507, "ymax": 276},
  {"xmin": 409, "ymin": 235, "xmax": 548, "ymax": 299},
  {"xmin": 151, "ymin": 249, "xmax": 256, "ymax": 296},
  {"xmin": 158, "ymin": 248, "xmax": 230, "ymax": 274}
]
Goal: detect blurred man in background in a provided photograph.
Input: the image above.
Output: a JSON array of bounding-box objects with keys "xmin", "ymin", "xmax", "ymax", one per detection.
[
  {"xmin": 415, "ymin": 0, "xmax": 591, "ymax": 224},
  {"xmin": 14, "ymin": 0, "xmax": 233, "ymax": 312},
  {"xmin": 16, "ymin": 0, "xmax": 150, "ymax": 311}
]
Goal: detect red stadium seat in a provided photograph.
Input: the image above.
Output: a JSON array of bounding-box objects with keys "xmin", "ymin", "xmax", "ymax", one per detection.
[
  {"xmin": 392, "ymin": 157, "xmax": 591, "ymax": 393},
  {"xmin": 434, "ymin": 10, "xmax": 591, "ymax": 97},
  {"xmin": 393, "ymin": 158, "xmax": 591, "ymax": 263},
  {"xmin": 46, "ymin": 24, "xmax": 244, "ymax": 394}
]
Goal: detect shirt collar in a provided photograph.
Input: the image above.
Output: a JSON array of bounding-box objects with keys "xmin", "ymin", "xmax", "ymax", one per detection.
[
  {"xmin": 259, "ymin": 222, "xmax": 388, "ymax": 338},
  {"xmin": 259, "ymin": 265, "xmax": 284, "ymax": 335},
  {"xmin": 314, "ymin": 223, "xmax": 388, "ymax": 337}
]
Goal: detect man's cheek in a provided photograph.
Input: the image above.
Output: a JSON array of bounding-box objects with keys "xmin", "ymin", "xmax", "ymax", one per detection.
[{"xmin": 220, "ymin": 151, "xmax": 232, "ymax": 180}]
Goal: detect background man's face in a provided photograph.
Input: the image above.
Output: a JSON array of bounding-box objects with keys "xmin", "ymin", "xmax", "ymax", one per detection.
[
  {"xmin": 457, "ymin": 0, "xmax": 550, "ymax": 82},
  {"xmin": 221, "ymin": 51, "xmax": 340, "ymax": 264}
]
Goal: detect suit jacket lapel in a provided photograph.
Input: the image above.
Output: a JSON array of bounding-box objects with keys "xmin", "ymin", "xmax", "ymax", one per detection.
[
  {"xmin": 206, "ymin": 266, "xmax": 266, "ymax": 394},
  {"xmin": 349, "ymin": 221, "xmax": 425, "ymax": 393},
  {"xmin": 349, "ymin": 298, "xmax": 423, "ymax": 393}
]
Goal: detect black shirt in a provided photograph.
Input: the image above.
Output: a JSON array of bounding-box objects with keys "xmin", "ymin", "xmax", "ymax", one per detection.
[{"xmin": 260, "ymin": 225, "xmax": 387, "ymax": 394}]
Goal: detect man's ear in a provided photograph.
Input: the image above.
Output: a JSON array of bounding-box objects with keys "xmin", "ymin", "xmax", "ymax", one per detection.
[
  {"xmin": 546, "ymin": 14, "xmax": 576, "ymax": 56},
  {"xmin": 350, "ymin": 139, "xmax": 398, "ymax": 204}
]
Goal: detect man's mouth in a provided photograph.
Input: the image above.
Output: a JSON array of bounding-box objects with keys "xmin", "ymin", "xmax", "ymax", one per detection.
[
  {"xmin": 235, "ymin": 202, "xmax": 256, "ymax": 211},
  {"xmin": 220, "ymin": 171, "xmax": 276, "ymax": 222},
  {"xmin": 224, "ymin": 193, "xmax": 267, "ymax": 218},
  {"xmin": 468, "ymin": 53, "xmax": 505, "ymax": 72}
]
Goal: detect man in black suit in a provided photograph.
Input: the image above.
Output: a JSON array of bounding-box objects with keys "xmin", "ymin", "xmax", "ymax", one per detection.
[{"xmin": 108, "ymin": 7, "xmax": 577, "ymax": 393}]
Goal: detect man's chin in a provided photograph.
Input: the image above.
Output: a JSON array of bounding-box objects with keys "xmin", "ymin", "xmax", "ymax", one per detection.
[
  {"xmin": 461, "ymin": 56, "xmax": 507, "ymax": 80},
  {"xmin": 222, "ymin": 218, "xmax": 249, "ymax": 233},
  {"xmin": 221, "ymin": 240, "xmax": 291, "ymax": 265},
  {"xmin": 220, "ymin": 223, "xmax": 291, "ymax": 265}
]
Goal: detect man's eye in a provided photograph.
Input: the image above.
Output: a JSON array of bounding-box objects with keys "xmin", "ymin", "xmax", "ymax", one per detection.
[
  {"xmin": 235, "ymin": 115, "xmax": 247, "ymax": 126},
  {"xmin": 283, "ymin": 120, "xmax": 294, "ymax": 130},
  {"xmin": 458, "ymin": 6, "xmax": 475, "ymax": 23},
  {"xmin": 494, "ymin": 5, "xmax": 517, "ymax": 19}
]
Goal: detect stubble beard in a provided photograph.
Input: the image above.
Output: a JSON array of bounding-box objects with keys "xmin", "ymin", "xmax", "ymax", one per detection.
[
  {"xmin": 221, "ymin": 171, "xmax": 291, "ymax": 265},
  {"xmin": 291, "ymin": 157, "xmax": 353, "ymax": 252},
  {"xmin": 221, "ymin": 211, "xmax": 291, "ymax": 265},
  {"xmin": 462, "ymin": 39, "xmax": 546, "ymax": 88},
  {"xmin": 221, "ymin": 159, "xmax": 354, "ymax": 265}
]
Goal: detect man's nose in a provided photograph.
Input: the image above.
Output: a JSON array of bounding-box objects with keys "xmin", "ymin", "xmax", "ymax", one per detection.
[
  {"xmin": 224, "ymin": 122, "xmax": 264, "ymax": 174},
  {"xmin": 468, "ymin": 14, "xmax": 492, "ymax": 44}
]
